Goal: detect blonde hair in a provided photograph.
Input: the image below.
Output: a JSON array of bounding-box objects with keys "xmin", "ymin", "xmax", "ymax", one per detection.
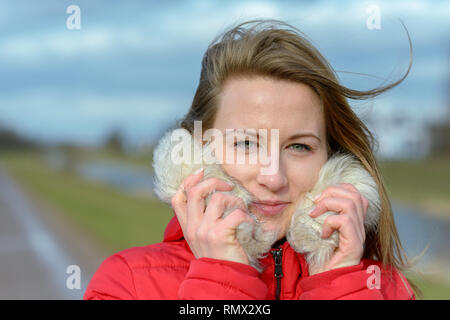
[{"xmin": 178, "ymin": 19, "xmax": 420, "ymax": 298}]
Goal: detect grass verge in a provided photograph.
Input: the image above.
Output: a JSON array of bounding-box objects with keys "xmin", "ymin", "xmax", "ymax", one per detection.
[
  {"xmin": 0, "ymin": 150, "xmax": 173, "ymax": 254},
  {"xmin": 379, "ymin": 156, "xmax": 450, "ymax": 221}
]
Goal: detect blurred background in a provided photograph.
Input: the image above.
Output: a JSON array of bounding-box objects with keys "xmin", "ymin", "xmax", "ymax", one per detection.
[{"xmin": 0, "ymin": 0, "xmax": 448, "ymax": 299}]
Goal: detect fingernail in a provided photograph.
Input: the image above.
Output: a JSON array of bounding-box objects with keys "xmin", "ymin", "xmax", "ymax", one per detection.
[
  {"xmin": 313, "ymin": 193, "xmax": 321, "ymax": 202},
  {"xmin": 308, "ymin": 207, "xmax": 315, "ymax": 216},
  {"xmin": 193, "ymin": 167, "xmax": 204, "ymax": 175}
]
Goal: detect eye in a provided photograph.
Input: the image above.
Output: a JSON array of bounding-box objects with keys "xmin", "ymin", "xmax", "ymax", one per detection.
[
  {"xmin": 287, "ymin": 143, "xmax": 312, "ymax": 152},
  {"xmin": 234, "ymin": 139, "xmax": 258, "ymax": 150}
]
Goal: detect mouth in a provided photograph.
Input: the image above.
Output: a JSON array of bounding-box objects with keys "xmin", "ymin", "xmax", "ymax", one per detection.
[{"xmin": 250, "ymin": 200, "xmax": 291, "ymax": 216}]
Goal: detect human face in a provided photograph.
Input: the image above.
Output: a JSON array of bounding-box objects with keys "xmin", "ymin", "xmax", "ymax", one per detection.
[{"xmin": 212, "ymin": 76, "xmax": 329, "ymax": 240}]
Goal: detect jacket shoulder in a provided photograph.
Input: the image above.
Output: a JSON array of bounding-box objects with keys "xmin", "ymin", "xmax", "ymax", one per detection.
[
  {"xmin": 84, "ymin": 241, "xmax": 193, "ymax": 300},
  {"xmin": 298, "ymin": 258, "xmax": 416, "ymax": 300},
  {"xmin": 362, "ymin": 259, "xmax": 416, "ymax": 300},
  {"xmin": 115, "ymin": 240, "xmax": 193, "ymax": 269}
]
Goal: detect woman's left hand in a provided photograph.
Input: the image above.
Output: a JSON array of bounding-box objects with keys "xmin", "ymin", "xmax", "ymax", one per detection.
[{"xmin": 308, "ymin": 183, "xmax": 369, "ymax": 275}]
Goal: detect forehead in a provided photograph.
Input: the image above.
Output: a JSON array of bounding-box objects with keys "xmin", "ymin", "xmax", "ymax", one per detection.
[{"xmin": 214, "ymin": 76, "xmax": 325, "ymax": 137}]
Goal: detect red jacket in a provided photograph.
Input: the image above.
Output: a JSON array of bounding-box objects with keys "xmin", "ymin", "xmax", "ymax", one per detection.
[{"xmin": 84, "ymin": 213, "xmax": 415, "ymax": 300}]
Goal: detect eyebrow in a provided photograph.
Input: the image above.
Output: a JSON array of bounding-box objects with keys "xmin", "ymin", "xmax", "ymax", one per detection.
[
  {"xmin": 287, "ymin": 132, "xmax": 321, "ymax": 143},
  {"xmin": 224, "ymin": 129, "xmax": 321, "ymax": 142}
]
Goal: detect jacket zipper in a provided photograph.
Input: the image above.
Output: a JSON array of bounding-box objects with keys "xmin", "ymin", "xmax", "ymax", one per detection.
[{"xmin": 271, "ymin": 247, "xmax": 283, "ymax": 300}]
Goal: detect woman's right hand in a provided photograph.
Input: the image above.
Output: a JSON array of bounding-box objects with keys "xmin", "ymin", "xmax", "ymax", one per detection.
[{"xmin": 171, "ymin": 168, "xmax": 255, "ymax": 266}]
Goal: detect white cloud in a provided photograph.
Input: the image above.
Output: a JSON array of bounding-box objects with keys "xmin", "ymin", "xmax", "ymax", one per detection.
[
  {"xmin": 1, "ymin": 0, "xmax": 447, "ymax": 63},
  {"xmin": 0, "ymin": 1, "xmax": 282, "ymax": 63},
  {"xmin": 0, "ymin": 28, "xmax": 115, "ymax": 63}
]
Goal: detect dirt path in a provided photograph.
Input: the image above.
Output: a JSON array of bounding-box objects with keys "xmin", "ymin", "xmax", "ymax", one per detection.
[{"xmin": 0, "ymin": 164, "xmax": 110, "ymax": 299}]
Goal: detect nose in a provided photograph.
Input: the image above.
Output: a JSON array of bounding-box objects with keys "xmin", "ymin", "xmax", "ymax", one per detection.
[{"xmin": 255, "ymin": 160, "xmax": 288, "ymax": 192}]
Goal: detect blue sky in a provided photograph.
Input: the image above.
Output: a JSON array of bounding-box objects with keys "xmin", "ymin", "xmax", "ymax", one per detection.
[{"xmin": 0, "ymin": 0, "xmax": 448, "ymax": 150}]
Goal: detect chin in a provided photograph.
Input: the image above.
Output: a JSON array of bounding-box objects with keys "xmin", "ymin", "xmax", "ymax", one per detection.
[
  {"xmin": 256, "ymin": 216, "xmax": 285, "ymax": 236},
  {"xmin": 250, "ymin": 206, "xmax": 292, "ymax": 232}
]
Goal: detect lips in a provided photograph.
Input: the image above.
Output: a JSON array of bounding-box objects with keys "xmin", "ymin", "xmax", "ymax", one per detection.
[{"xmin": 251, "ymin": 200, "xmax": 290, "ymax": 216}]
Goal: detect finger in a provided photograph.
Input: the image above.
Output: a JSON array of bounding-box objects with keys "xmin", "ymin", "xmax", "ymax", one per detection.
[
  {"xmin": 312, "ymin": 185, "xmax": 365, "ymax": 228},
  {"xmin": 171, "ymin": 184, "xmax": 189, "ymax": 230},
  {"xmin": 337, "ymin": 183, "xmax": 369, "ymax": 219},
  {"xmin": 172, "ymin": 168, "xmax": 205, "ymax": 229},
  {"xmin": 310, "ymin": 197, "xmax": 365, "ymax": 242},
  {"xmin": 313, "ymin": 184, "xmax": 364, "ymax": 217},
  {"xmin": 203, "ymin": 192, "xmax": 247, "ymax": 225},
  {"xmin": 321, "ymin": 214, "xmax": 364, "ymax": 245},
  {"xmin": 219, "ymin": 209, "xmax": 254, "ymax": 237},
  {"xmin": 182, "ymin": 168, "xmax": 205, "ymax": 194},
  {"xmin": 186, "ymin": 177, "xmax": 234, "ymax": 227}
]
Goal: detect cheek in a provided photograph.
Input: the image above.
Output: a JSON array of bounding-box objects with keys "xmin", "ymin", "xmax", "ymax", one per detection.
[
  {"xmin": 220, "ymin": 142, "xmax": 260, "ymax": 184},
  {"xmin": 285, "ymin": 158, "xmax": 324, "ymax": 198},
  {"xmin": 221, "ymin": 163, "xmax": 257, "ymax": 184}
]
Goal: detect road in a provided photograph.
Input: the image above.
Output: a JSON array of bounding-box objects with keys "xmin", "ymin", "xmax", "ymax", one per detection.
[{"xmin": 0, "ymin": 164, "xmax": 109, "ymax": 299}]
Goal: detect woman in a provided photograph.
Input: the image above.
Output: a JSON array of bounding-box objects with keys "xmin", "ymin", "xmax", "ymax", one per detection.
[{"xmin": 84, "ymin": 19, "xmax": 418, "ymax": 300}]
